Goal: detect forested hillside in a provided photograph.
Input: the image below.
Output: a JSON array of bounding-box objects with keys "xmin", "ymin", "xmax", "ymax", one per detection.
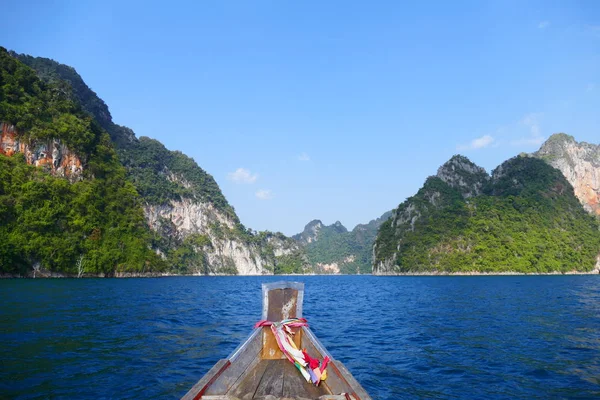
[
  {"xmin": 0, "ymin": 47, "xmax": 163, "ymax": 276},
  {"xmin": 374, "ymin": 155, "xmax": 600, "ymax": 274},
  {"xmin": 2, "ymin": 48, "xmax": 308, "ymax": 276},
  {"xmin": 294, "ymin": 212, "xmax": 391, "ymax": 274}
]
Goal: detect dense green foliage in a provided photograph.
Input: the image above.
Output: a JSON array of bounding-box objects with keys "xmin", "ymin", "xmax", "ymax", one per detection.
[
  {"xmin": 0, "ymin": 48, "xmax": 163, "ymax": 275},
  {"xmin": 298, "ymin": 214, "xmax": 391, "ymax": 274},
  {"xmin": 8, "ymin": 49, "xmax": 311, "ymax": 276},
  {"xmin": 14, "ymin": 52, "xmax": 236, "ymax": 216},
  {"xmin": 374, "ymin": 156, "xmax": 600, "ymax": 273},
  {"xmin": 118, "ymin": 136, "xmax": 235, "ymax": 215},
  {"xmin": 12, "ymin": 52, "xmax": 135, "ymax": 147}
]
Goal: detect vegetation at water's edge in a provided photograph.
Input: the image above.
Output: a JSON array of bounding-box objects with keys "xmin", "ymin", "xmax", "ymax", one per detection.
[
  {"xmin": 0, "ymin": 47, "xmax": 164, "ymax": 275},
  {"xmin": 374, "ymin": 156, "xmax": 600, "ymax": 273}
]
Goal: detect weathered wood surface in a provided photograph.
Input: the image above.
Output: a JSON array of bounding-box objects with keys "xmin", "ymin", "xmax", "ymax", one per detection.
[
  {"xmin": 253, "ymin": 360, "xmax": 285, "ymax": 397},
  {"xmin": 328, "ymin": 361, "xmax": 370, "ymax": 400},
  {"xmin": 182, "ymin": 282, "xmax": 371, "ymax": 400},
  {"xmin": 205, "ymin": 330, "xmax": 263, "ymax": 395},
  {"xmin": 227, "ymin": 357, "xmax": 269, "ymax": 398},
  {"xmin": 227, "ymin": 359, "xmax": 329, "ymax": 399},
  {"xmin": 181, "ymin": 359, "xmax": 230, "ymax": 400},
  {"xmin": 281, "ymin": 360, "xmax": 328, "ymax": 399},
  {"xmin": 262, "ymin": 286, "xmax": 302, "ymax": 359},
  {"xmin": 266, "ymin": 288, "xmax": 299, "ymax": 321}
]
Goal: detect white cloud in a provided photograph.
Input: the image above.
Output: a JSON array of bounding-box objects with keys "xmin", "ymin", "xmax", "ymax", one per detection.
[
  {"xmin": 298, "ymin": 152, "xmax": 311, "ymax": 161},
  {"xmin": 538, "ymin": 21, "xmax": 550, "ymax": 29},
  {"xmin": 457, "ymin": 135, "xmax": 495, "ymax": 151},
  {"xmin": 255, "ymin": 189, "xmax": 273, "ymax": 200},
  {"xmin": 227, "ymin": 168, "xmax": 258, "ymax": 184},
  {"xmin": 511, "ymin": 113, "xmax": 545, "ymax": 146}
]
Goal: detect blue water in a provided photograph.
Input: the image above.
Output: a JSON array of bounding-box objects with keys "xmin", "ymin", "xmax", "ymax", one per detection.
[{"xmin": 2, "ymin": 276, "xmax": 600, "ymax": 399}]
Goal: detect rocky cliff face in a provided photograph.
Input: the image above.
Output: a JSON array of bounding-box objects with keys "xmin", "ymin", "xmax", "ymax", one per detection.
[
  {"xmin": 13, "ymin": 51, "xmax": 306, "ymax": 275},
  {"xmin": 437, "ymin": 155, "xmax": 490, "ymax": 198},
  {"xmin": 0, "ymin": 122, "xmax": 83, "ymax": 181},
  {"xmin": 144, "ymin": 192, "xmax": 301, "ymax": 275},
  {"xmin": 293, "ymin": 220, "xmax": 323, "ymax": 244},
  {"xmin": 533, "ymin": 134, "xmax": 600, "ymax": 217},
  {"xmin": 373, "ymin": 154, "xmax": 600, "ymax": 274}
]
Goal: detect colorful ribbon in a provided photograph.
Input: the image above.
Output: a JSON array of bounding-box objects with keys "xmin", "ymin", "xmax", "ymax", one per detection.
[{"xmin": 254, "ymin": 318, "xmax": 330, "ymax": 385}]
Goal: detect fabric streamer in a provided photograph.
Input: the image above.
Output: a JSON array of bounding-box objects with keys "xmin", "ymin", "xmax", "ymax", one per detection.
[{"xmin": 254, "ymin": 318, "xmax": 331, "ymax": 385}]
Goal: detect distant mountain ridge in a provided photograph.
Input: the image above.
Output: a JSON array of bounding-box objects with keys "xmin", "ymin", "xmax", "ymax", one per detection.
[
  {"xmin": 373, "ymin": 150, "xmax": 600, "ymax": 274},
  {"xmin": 4, "ymin": 49, "xmax": 599, "ymax": 276},
  {"xmin": 293, "ymin": 212, "xmax": 392, "ymax": 274}
]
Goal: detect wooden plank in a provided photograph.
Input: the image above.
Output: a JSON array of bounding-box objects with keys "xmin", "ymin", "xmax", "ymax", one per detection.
[
  {"xmin": 253, "ymin": 359, "xmax": 285, "ymax": 398},
  {"xmin": 328, "ymin": 361, "xmax": 372, "ymax": 400},
  {"xmin": 300, "ymin": 327, "xmax": 341, "ymax": 395},
  {"xmin": 282, "ymin": 288, "xmax": 299, "ymax": 319},
  {"xmin": 262, "ymin": 327, "xmax": 303, "ymax": 360},
  {"xmin": 301, "ymin": 328, "xmax": 325, "ymax": 359},
  {"xmin": 283, "ymin": 288, "xmax": 302, "ymax": 350},
  {"xmin": 266, "ymin": 288, "xmax": 285, "ymax": 321},
  {"xmin": 301, "ymin": 327, "xmax": 368, "ymax": 397},
  {"xmin": 204, "ymin": 332, "xmax": 263, "ymax": 395},
  {"xmin": 262, "ymin": 288, "xmax": 302, "ymax": 359},
  {"xmin": 282, "ymin": 358, "xmax": 329, "ymax": 398},
  {"xmin": 262, "ymin": 326, "xmax": 282, "ymax": 360},
  {"xmin": 227, "ymin": 359, "xmax": 269, "ymax": 399},
  {"xmin": 261, "ymin": 282, "xmax": 304, "ymax": 319},
  {"xmin": 181, "ymin": 359, "xmax": 230, "ymax": 400},
  {"xmin": 201, "ymin": 396, "xmax": 237, "ymax": 400}
]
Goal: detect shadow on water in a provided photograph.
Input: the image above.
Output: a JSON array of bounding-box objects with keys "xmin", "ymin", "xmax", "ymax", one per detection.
[{"xmin": 1, "ymin": 275, "xmax": 600, "ymax": 399}]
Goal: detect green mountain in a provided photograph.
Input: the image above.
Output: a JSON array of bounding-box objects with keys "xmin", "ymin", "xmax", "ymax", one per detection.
[
  {"xmin": 0, "ymin": 47, "xmax": 163, "ymax": 276},
  {"xmin": 293, "ymin": 212, "xmax": 392, "ymax": 274},
  {"xmin": 373, "ymin": 154, "xmax": 600, "ymax": 274},
  {"xmin": 1, "ymin": 48, "xmax": 307, "ymax": 276}
]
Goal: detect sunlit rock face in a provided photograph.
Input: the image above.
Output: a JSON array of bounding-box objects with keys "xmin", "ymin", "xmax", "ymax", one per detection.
[
  {"xmin": 0, "ymin": 122, "xmax": 83, "ymax": 182},
  {"xmin": 143, "ymin": 173, "xmax": 304, "ymax": 275},
  {"xmin": 534, "ymin": 134, "xmax": 600, "ymax": 217},
  {"xmin": 143, "ymin": 197, "xmax": 269, "ymax": 275},
  {"xmin": 436, "ymin": 155, "xmax": 490, "ymax": 199},
  {"xmin": 292, "ymin": 220, "xmax": 324, "ymax": 245}
]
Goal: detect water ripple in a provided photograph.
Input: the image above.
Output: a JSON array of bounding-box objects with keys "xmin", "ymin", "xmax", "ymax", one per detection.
[{"xmin": 1, "ymin": 275, "xmax": 600, "ymax": 399}]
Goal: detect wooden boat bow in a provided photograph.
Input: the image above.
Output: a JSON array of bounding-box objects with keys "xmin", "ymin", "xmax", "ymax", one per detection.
[{"xmin": 182, "ymin": 281, "xmax": 371, "ymax": 400}]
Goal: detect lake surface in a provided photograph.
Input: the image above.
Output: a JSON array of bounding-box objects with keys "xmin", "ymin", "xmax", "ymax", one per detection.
[{"xmin": 1, "ymin": 275, "xmax": 600, "ymax": 399}]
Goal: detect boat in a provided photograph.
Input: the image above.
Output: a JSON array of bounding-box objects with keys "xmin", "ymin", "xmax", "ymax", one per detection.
[{"xmin": 182, "ymin": 281, "xmax": 371, "ymax": 400}]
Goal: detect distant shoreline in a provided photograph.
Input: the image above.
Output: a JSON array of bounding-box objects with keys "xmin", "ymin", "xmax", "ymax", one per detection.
[
  {"xmin": 1, "ymin": 270, "xmax": 599, "ymax": 278},
  {"xmin": 373, "ymin": 270, "xmax": 600, "ymax": 276}
]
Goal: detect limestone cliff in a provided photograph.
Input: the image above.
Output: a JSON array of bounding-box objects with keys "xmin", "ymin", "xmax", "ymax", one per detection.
[
  {"xmin": 436, "ymin": 155, "xmax": 490, "ymax": 198},
  {"xmin": 292, "ymin": 220, "xmax": 324, "ymax": 244},
  {"xmin": 373, "ymin": 154, "xmax": 600, "ymax": 274},
  {"xmin": 0, "ymin": 122, "xmax": 83, "ymax": 181},
  {"xmin": 13, "ymin": 52, "xmax": 305, "ymax": 275},
  {"xmin": 533, "ymin": 134, "xmax": 600, "ymax": 217}
]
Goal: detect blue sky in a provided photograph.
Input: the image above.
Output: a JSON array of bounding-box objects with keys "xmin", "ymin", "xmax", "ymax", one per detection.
[{"xmin": 2, "ymin": 1, "xmax": 599, "ymax": 235}]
